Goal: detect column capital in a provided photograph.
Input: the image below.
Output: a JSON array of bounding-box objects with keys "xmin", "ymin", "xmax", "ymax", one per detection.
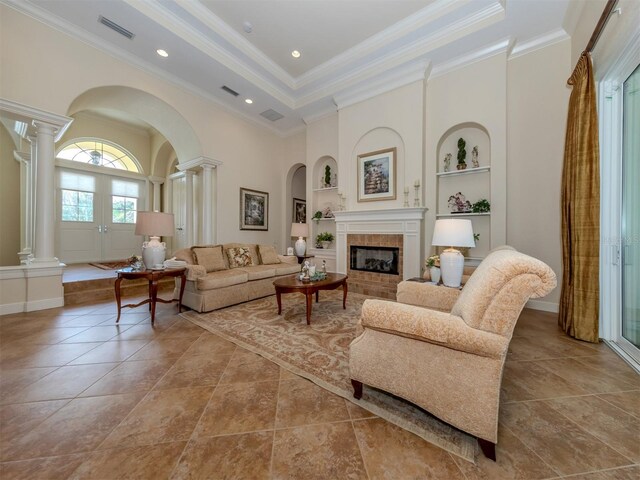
[
  {"xmin": 148, "ymin": 176, "xmax": 165, "ymax": 185},
  {"xmin": 13, "ymin": 150, "xmax": 31, "ymax": 164},
  {"xmin": 177, "ymin": 156, "xmax": 223, "ymax": 172}
]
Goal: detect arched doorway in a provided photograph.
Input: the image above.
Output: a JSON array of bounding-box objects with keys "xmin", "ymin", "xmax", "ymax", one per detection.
[{"xmin": 286, "ymin": 163, "xmax": 306, "ymax": 250}]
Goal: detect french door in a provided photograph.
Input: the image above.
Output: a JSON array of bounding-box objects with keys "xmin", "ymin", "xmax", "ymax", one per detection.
[{"xmin": 56, "ymin": 168, "xmax": 146, "ymax": 263}]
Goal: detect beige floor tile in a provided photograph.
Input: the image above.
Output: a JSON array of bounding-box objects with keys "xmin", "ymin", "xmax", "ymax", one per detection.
[
  {"xmin": 112, "ymin": 324, "xmax": 167, "ymax": 341},
  {"xmin": 125, "ymin": 336, "xmax": 198, "ymax": 361},
  {"xmin": 2, "ymin": 363, "xmax": 118, "ymax": 403},
  {"xmin": 545, "ymin": 395, "xmax": 640, "ymax": 462},
  {"xmin": 0, "ymin": 399, "xmax": 69, "ymax": 446},
  {"xmin": 100, "ymin": 386, "xmax": 213, "ymax": 449},
  {"xmin": 218, "ymin": 350, "xmax": 280, "ymax": 384},
  {"xmin": 159, "ymin": 319, "xmax": 206, "ymax": 338},
  {"xmin": 170, "ymin": 432, "xmax": 273, "ymax": 480},
  {"xmin": 184, "ymin": 332, "xmax": 237, "ymax": 356},
  {"xmin": 68, "ymin": 441, "xmax": 187, "ymax": 479},
  {"xmin": 1, "ymin": 393, "xmax": 144, "ymax": 461},
  {"xmin": 0, "ymin": 367, "xmax": 57, "ymax": 404},
  {"xmin": 61, "ymin": 325, "xmax": 132, "ymax": 343},
  {"xmin": 501, "ymin": 401, "xmax": 630, "ymax": 475},
  {"xmin": 537, "ymin": 358, "xmax": 638, "ymax": 394},
  {"xmin": 562, "ymin": 465, "xmax": 640, "ymax": 480},
  {"xmin": 0, "ymin": 454, "xmax": 85, "ymax": 480},
  {"xmin": 69, "ymin": 340, "xmax": 149, "ymax": 364},
  {"xmin": 12, "ymin": 327, "xmax": 91, "ymax": 345},
  {"xmin": 271, "ymin": 422, "xmax": 368, "ymax": 480},
  {"xmin": 574, "ymin": 354, "xmax": 640, "ymax": 387},
  {"xmin": 353, "ymin": 417, "xmax": 465, "ymax": 479},
  {"xmin": 451, "ymin": 425, "xmax": 558, "ymax": 480},
  {"xmin": 345, "ymin": 399, "xmax": 377, "ymax": 420},
  {"xmin": 501, "ymin": 360, "xmax": 588, "ymax": 402},
  {"xmin": 1, "ymin": 342, "xmax": 102, "ymax": 369},
  {"xmin": 194, "ymin": 380, "xmax": 279, "ymax": 437},
  {"xmin": 507, "ymin": 336, "xmax": 601, "ymax": 362},
  {"xmin": 597, "ymin": 390, "xmax": 640, "ymax": 418},
  {"xmin": 279, "ymin": 368, "xmax": 301, "ymax": 382},
  {"xmin": 99, "ymin": 312, "xmax": 150, "ymax": 325},
  {"xmin": 153, "ymin": 352, "xmax": 232, "ymax": 389},
  {"xmin": 80, "ymin": 358, "xmax": 176, "ymax": 396},
  {"xmin": 61, "ymin": 314, "xmax": 118, "ymax": 327},
  {"xmin": 276, "ymin": 377, "xmax": 350, "ymax": 428}
]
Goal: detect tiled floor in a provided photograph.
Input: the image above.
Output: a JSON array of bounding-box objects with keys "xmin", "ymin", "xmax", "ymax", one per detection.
[{"xmin": 0, "ymin": 295, "xmax": 638, "ymax": 479}]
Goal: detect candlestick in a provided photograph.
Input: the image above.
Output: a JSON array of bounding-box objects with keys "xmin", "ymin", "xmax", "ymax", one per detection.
[
  {"xmin": 414, "ymin": 184, "xmax": 420, "ymax": 207},
  {"xmin": 404, "ymin": 187, "xmax": 409, "ymax": 194},
  {"xmin": 403, "ymin": 189, "xmax": 410, "ymax": 207},
  {"xmin": 414, "ymin": 180, "xmax": 420, "ymax": 188}
]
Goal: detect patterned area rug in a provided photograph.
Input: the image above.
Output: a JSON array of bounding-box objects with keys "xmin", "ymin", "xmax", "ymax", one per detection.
[{"xmin": 181, "ymin": 291, "xmax": 476, "ymax": 461}]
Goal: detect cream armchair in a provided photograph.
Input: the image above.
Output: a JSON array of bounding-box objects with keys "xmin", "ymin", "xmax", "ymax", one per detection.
[{"xmin": 349, "ymin": 247, "xmax": 556, "ymax": 460}]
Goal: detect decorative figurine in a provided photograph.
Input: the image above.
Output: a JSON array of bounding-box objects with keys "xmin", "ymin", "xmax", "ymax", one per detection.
[
  {"xmin": 448, "ymin": 192, "xmax": 472, "ymax": 213},
  {"xmin": 321, "ymin": 260, "xmax": 327, "ymax": 274},
  {"xmin": 471, "ymin": 146, "xmax": 479, "ymax": 168},
  {"xmin": 444, "ymin": 153, "xmax": 452, "ymax": 172}
]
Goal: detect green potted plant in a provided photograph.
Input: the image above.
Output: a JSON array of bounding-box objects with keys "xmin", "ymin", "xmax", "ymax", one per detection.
[
  {"xmin": 316, "ymin": 232, "xmax": 334, "ymax": 249},
  {"xmin": 457, "ymin": 138, "xmax": 467, "ymax": 170},
  {"xmin": 312, "ymin": 210, "xmax": 323, "ymax": 223},
  {"xmin": 324, "ymin": 165, "xmax": 332, "ymax": 188},
  {"xmin": 472, "ymin": 199, "xmax": 490, "ymax": 213}
]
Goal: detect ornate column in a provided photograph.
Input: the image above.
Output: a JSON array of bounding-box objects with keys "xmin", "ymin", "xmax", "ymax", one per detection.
[
  {"xmin": 31, "ymin": 121, "xmax": 59, "ymax": 265},
  {"xmin": 184, "ymin": 170, "xmax": 194, "ymax": 247},
  {"xmin": 148, "ymin": 176, "xmax": 165, "ymax": 211}
]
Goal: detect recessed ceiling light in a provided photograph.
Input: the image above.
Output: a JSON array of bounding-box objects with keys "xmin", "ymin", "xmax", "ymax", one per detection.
[
  {"xmin": 156, "ymin": 49, "xmax": 168, "ymax": 57},
  {"xmin": 291, "ymin": 50, "xmax": 301, "ymax": 58},
  {"xmin": 243, "ymin": 21, "xmax": 253, "ymax": 33},
  {"xmin": 245, "ymin": 98, "xmax": 253, "ymax": 104}
]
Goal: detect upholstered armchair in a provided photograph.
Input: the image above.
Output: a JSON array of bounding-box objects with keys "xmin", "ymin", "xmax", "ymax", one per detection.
[{"xmin": 349, "ymin": 247, "xmax": 556, "ymax": 460}]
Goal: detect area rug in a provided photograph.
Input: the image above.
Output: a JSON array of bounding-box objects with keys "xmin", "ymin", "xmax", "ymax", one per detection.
[
  {"xmin": 89, "ymin": 260, "xmax": 130, "ymax": 270},
  {"xmin": 181, "ymin": 290, "xmax": 476, "ymax": 461}
]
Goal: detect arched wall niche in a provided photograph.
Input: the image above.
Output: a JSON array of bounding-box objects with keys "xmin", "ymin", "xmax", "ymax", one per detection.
[
  {"xmin": 312, "ymin": 155, "xmax": 338, "ymax": 191},
  {"xmin": 67, "ymin": 86, "xmax": 202, "ymax": 163},
  {"xmin": 349, "ymin": 127, "xmax": 406, "ymax": 209},
  {"xmin": 436, "ymin": 122, "xmax": 491, "ymax": 170},
  {"xmin": 285, "ymin": 163, "xmax": 306, "ymax": 246}
]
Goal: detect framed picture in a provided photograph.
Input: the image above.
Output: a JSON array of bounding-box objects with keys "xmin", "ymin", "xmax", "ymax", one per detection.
[
  {"xmin": 293, "ymin": 198, "xmax": 306, "ymax": 223},
  {"xmin": 240, "ymin": 187, "xmax": 269, "ymax": 230},
  {"xmin": 357, "ymin": 147, "xmax": 397, "ymax": 202}
]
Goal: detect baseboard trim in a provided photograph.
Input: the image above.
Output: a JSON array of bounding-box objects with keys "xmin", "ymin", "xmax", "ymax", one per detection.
[
  {"xmin": 25, "ymin": 297, "xmax": 65, "ymax": 312},
  {"xmin": 0, "ymin": 302, "xmax": 26, "ymax": 316},
  {"xmin": 526, "ymin": 299, "xmax": 559, "ymax": 313}
]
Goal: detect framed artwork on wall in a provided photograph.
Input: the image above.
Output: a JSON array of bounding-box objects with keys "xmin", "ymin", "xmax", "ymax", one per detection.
[
  {"xmin": 293, "ymin": 198, "xmax": 306, "ymax": 223},
  {"xmin": 357, "ymin": 147, "xmax": 397, "ymax": 202},
  {"xmin": 240, "ymin": 187, "xmax": 269, "ymax": 230}
]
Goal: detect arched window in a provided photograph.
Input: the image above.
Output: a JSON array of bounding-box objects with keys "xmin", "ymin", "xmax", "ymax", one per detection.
[{"xmin": 57, "ymin": 139, "xmax": 142, "ymax": 173}]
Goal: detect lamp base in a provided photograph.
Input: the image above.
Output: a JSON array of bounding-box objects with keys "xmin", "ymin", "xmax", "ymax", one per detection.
[
  {"xmin": 142, "ymin": 236, "xmax": 167, "ymax": 269},
  {"xmin": 440, "ymin": 248, "xmax": 464, "ymax": 288},
  {"xmin": 294, "ymin": 237, "xmax": 306, "ymax": 257}
]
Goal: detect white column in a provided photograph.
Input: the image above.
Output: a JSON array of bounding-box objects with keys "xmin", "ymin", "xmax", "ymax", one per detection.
[
  {"xmin": 185, "ymin": 170, "xmax": 194, "ymax": 247},
  {"xmin": 13, "ymin": 151, "xmax": 32, "ymax": 263},
  {"xmin": 148, "ymin": 177, "xmax": 164, "ymax": 212},
  {"xmin": 200, "ymin": 164, "xmax": 214, "ymax": 244},
  {"xmin": 28, "ymin": 136, "xmax": 37, "ymax": 257},
  {"xmin": 31, "ymin": 121, "xmax": 59, "ymax": 265}
]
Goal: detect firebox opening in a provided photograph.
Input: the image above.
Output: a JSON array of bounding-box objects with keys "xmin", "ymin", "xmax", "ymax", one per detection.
[{"xmin": 350, "ymin": 245, "xmax": 399, "ymax": 275}]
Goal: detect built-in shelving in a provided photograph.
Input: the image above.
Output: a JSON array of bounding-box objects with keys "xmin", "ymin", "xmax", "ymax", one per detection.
[
  {"xmin": 436, "ymin": 212, "xmax": 491, "ymax": 218},
  {"xmin": 312, "ymin": 186, "xmax": 338, "ymax": 192},
  {"xmin": 313, "ymin": 217, "xmax": 336, "ymax": 222},
  {"xmin": 436, "ymin": 166, "xmax": 490, "ymax": 177}
]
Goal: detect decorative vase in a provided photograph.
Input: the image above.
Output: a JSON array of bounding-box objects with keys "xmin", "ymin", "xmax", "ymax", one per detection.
[
  {"xmin": 457, "ymin": 163, "xmax": 467, "ymax": 170},
  {"xmin": 321, "ymin": 241, "xmax": 331, "ymax": 249},
  {"xmin": 430, "ymin": 267, "xmax": 441, "ymax": 284}
]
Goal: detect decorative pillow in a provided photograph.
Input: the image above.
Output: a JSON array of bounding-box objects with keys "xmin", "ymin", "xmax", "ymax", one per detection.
[
  {"xmin": 258, "ymin": 245, "xmax": 281, "ymax": 265},
  {"xmin": 191, "ymin": 245, "xmax": 226, "ymax": 272},
  {"xmin": 226, "ymin": 247, "xmax": 254, "ymax": 268}
]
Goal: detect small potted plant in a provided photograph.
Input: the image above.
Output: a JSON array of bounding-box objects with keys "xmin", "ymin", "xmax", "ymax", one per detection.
[
  {"xmin": 324, "ymin": 165, "xmax": 332, "ymax": 188},
  {"xmin": 472, "ymin": 199, "xmax": 490, "ymax": 213},
  {"xmin": 425, "ymin": 255, "xmax": 440, "ymax": 283},
  {"xmin": 457, "ymin": 138, "xmax": 467, "ymax": 170},
  {"xmin": 312, "ymin": 211, "xmax": 323, "ymax": 223},
  {"xmin": 316, "ymin": 232, "xmax": 334, "ymax": 249}
]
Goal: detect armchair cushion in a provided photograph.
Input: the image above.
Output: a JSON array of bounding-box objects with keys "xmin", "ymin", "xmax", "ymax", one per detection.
[
  {"xmin": 396, "ymin": 281, "xmax": 460, "ymax": 312},
  {"xmin": 361, "ymin": 299, "xmax": 509, "ymax": 359}
]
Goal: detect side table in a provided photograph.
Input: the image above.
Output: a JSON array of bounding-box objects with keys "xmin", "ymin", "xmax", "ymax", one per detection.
[{"xmin": 114, "ymin": 267, "xmax": 186, "ymax": 325}]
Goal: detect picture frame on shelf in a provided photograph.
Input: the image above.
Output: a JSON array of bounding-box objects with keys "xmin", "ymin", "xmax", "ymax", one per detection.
[
  {"xmin": 240, "ymin": 187, "xmax": 269, "ymax": 231},
  {"xmin": 357, "ymin": 147, "xmax": 396, "ymax": 202},
  {"xmin": 293, "ymin": 198, "xmax": 306, "ymax": 223}
]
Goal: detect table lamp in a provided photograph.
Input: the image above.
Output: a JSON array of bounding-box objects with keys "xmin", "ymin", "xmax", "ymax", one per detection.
[
  {"xmin": 135, "ymin": 211, "xmax": 175, "ymax": 269},
  {"xmin": 290, "ymin": 222, "xmax": 309, "ymax": 257},
  {"xmin": 431, "ymin": 219, "xmax": 475, "ymax": 288}
]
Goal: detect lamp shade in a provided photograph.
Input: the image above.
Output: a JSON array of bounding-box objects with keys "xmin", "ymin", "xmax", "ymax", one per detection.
[
  {"xmin": 135, "ymin": 211, "xmax": 175, "ymax": 237},
  {"xmin": 290, "ymin": 222, "xmax": 309, "ymax": 238},
  {"xmin": 431, "ymin": 219, "xmax": 475, "ymax": 248}
]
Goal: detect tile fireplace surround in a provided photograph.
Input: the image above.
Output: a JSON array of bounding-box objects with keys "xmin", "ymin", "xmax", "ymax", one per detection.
[{"xmin": 333, "ymin": 208, "xmax": 427, "ymax": 298}]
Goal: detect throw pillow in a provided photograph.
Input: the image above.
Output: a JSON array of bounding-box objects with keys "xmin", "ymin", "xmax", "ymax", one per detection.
[
  {"xmin": 258, "ymin": 245, "xmax": 281, "ymax": 265},
  {"xmin": 191, "ymin": 245, "xmax": 226, "ymax": 272},
  {"xmin": 226, "ymin": 247, "xmax": 254, "ymax": 268}
]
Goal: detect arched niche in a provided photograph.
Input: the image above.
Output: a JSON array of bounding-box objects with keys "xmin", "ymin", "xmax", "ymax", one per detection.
[
  {"xmin": 436, "ymin": 122, "xmax": 490, "ymax": 172},
  {"xmin": 313, "ymin": 155, "xmax": 338, "ymax": 190},
  {"xmin": 285, "ymin": 163, "xmax": 307, "ymax": 244},
  {"xmin": 67, "ymin": 86, "xmax": 202, "ymax": 163}
]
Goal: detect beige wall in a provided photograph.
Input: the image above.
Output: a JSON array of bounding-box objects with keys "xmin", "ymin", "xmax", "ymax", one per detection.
[
  {"xmin": 507, "ymin": 40, "xmax": 571, "ymax": 306},
  {"xmin": 0, "ymin": 123, "xmax": 20, "ymax": 266}
]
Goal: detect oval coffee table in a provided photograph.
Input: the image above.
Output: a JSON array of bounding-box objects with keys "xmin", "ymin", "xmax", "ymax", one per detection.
[{"xmin": 273, "ymin": 273, "xmax": 348, "ymax": 325}]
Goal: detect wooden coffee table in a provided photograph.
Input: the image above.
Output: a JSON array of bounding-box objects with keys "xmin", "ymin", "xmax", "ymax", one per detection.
[{"xmin": 273, "ymin": 273, "xmax": 348, "ymax": 325}]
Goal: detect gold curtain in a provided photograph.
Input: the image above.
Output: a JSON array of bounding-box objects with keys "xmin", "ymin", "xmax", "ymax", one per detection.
[{"xmin": 559, "ymin": 52, "xmax": 600, "ymax": 343}]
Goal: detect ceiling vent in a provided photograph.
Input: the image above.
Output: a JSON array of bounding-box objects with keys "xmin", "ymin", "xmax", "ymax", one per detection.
[
  {"xmin": 98, "ymin": 15, "xmax": 135, "ymax": 39},
  {"xmin": 221, "ymin": 85, "xmax": 240, "ymax": 97},
  {"xmin": 260, "ymin": 109, "xmax": 284, "ymax": 122}
]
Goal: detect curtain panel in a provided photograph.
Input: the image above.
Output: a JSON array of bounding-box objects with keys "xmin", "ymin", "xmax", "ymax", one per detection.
[{"xmin": 559, "ymin": 52, "xmax": 600, "ymax": 343}]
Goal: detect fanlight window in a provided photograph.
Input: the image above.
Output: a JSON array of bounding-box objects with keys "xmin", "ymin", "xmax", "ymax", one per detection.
[{"xmin": 57, "ymin": 140, "xmax": 141, "ymax": 173}]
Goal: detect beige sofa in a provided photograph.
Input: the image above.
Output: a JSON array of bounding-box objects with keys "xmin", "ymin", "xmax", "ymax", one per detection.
[
  {"xmin": 349, "ymin": 246, "xmax": 556, "ymax": 460},
  {"xmin": 172, "ymin": 243, "xmax": 300, "ymax": 312}
]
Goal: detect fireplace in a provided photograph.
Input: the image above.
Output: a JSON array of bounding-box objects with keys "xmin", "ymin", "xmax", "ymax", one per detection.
[{"xmin": 350, "ymin": 245, "xmax": 399, "ymax": 275}]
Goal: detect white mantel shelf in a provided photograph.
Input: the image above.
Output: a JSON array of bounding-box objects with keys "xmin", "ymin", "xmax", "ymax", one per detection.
[{"xmin": 333, "ymin": 207, "xmax": 428, "ymax": 279}]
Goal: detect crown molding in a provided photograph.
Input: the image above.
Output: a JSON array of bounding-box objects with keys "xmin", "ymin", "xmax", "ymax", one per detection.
[
  {"xmin": 1, "ymin": 0, "xmax": 298, "ymax": 137},
  {"xmin": 295, "ymin": 1, "xmax": 504, "ymax": 109},
  {"xmin": 430, "ymin": 37, "xmax": 513, "ymax": 79},
  {"xmin": 176, "ymin": 0, "xmax": 295, "ymax": 89},
  {"xmin": 333, "ymin": 61, "xmax": 429, "ymax": 110},
  {"xmin": 13, "ymin": 150, "xmax": 30, "ymax": 163},
  {"xmin": 178, "ymin": 156, "xmax": 224, "ymax": 171},
  {"xmin": 294, "ymin": 0, "xmax": 471, "ymax": 88},
  {"xmin": 509, "ymin": 28, "xmax": 570, "ymax": 60},
  {"xmin": 122, "ymin": 0, "xmax": 295, "ymax": 108},
  {"xmin": 302, "ymin": 106, "xmax": 338, "ymax": 126},
  {"xmin": 0, "ymin": 98, "xmax": 73, "ymax": 141}
]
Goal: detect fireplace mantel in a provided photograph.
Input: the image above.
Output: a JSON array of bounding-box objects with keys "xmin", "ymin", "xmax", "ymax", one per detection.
[{"xmin": 333, "ymin": 207, "xmax": 427, "ymax": 280}]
